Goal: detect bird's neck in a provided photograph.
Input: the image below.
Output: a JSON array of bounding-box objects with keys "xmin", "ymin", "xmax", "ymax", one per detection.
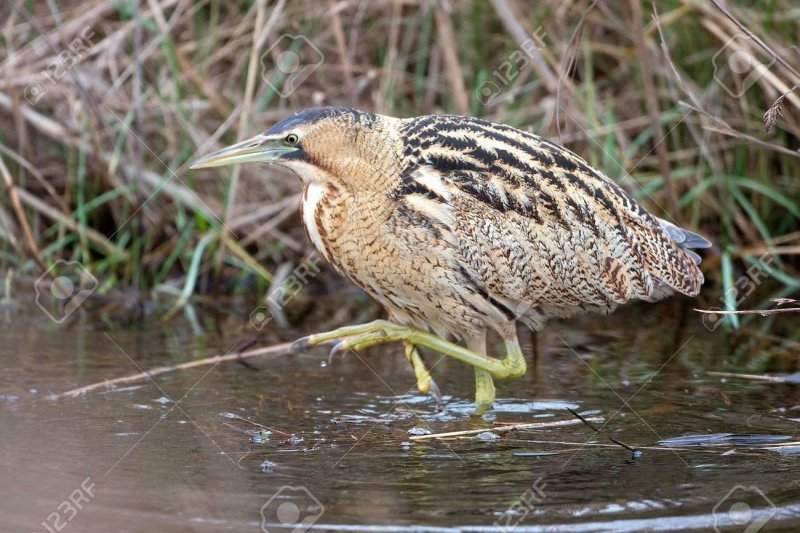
[
  {"xmin": 300, "ymin": 173, "xmax": 398, "ymax": 278},
  {"xmin": 301, "ymin": 181, "xmax": 334, "ymax": 263}
]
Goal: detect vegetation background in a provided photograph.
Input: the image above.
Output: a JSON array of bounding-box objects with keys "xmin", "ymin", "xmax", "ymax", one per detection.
[{"xmin": 0, "ymin": 0, "xmax": 797, "ymax": 342}]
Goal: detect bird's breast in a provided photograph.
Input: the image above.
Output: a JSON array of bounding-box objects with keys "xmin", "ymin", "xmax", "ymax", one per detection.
[
  {"xmin": 300, "ymin": 181, "xmax": 358, "ymax": 271},
  {"xmin": 300, "ymin": 182, "xmax": 399, "ymax": 295}
]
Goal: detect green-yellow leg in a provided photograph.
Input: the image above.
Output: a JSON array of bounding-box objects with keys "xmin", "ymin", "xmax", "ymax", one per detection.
[
  {"xmin": 466, "ymin": 334, "xmax": 495, "ymax": 414},
  {"xmin": 293, "ymin": 320, "xmax": 527, "ymax": 411},
  {"xmin": 404, "ymin": 342, "xmax": 432, "ymax": 393},
  {"xmin": 473, "ymin": 368, "xmax": 496, "ymax": 415},
  {"xmin": 404, "ymin": 342, "xmax": 443, "ymax": 409},
  {"xmin": 294, "ymin": 320, "xmax": 526, "ymax": 378},
  {"xmin": 321, "ymin": 327, "xmax": 444, "ymax": 407}
]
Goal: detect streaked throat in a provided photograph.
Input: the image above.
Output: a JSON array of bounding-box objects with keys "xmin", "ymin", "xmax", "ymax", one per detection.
[{"xmin": 302, "ymin": 182, "xmax": 330, "ymax": 260}]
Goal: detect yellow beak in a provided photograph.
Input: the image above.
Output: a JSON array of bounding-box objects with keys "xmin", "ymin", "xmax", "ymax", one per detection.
[{"xmin": 189, "ymin": 133, "xmax": 298, "ymax": 169}]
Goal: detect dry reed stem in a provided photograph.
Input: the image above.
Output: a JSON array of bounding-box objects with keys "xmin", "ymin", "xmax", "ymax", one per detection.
[
  {"xmin": 56, "ymin": 341, "xmax": 295, "ymax": 398},
  {"xmin": 408, "ymin": 416, "xmax": 605, "ymax": 441}
]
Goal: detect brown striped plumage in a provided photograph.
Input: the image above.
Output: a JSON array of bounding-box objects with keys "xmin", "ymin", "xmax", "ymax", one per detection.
[
  {"xmin": 269, "ymin": 107, "xmax": 708, "ymax": 337},
  {"xmin": 190, "ymin": 106, "xmax": 710, "ymax": 410}
]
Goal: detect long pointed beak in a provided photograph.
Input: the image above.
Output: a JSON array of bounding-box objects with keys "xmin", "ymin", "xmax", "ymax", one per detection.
[{"xmin": 189, "ymin": 134, "xmax": 298, "ymax": 169}]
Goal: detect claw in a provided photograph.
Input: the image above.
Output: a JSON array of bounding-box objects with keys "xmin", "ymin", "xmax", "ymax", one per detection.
[
  {"xmin": 328, "ymin": 340, "xmax": 348, "ymax": 363},
  {"xmin": 291, "ymin": 336, "xmax": 312, "ymax": 352},
  {"xmin": 428, "ymin": 378, "xmax": 444, "ymax": 412}
]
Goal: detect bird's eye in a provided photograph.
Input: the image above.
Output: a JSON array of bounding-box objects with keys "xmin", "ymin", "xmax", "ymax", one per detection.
[{"xmin": 285, "ymin": 133, "xmax": 299, "ymax": 145}]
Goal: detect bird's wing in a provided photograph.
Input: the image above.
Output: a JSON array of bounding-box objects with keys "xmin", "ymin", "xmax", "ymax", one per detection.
[{"xmin": 396, "ymin": 115, "xmax": 706, "ymax": 310}]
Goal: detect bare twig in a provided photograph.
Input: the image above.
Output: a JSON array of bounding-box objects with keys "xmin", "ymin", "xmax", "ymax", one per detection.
[
  {"xmin": 408, "ymin": 416, "xmax": 604, "ymax": 441},
  {"xmin": 568, "ymin": 407, "xmax": 641, "ymax": 456},
  {"xmin": 710, "ymin": 0, "xmax": 800, "ymax": 81},
  {"xmin": 55, "ymin": 341, "xmax": 295, "ymax": 399},
  {"xmin": 233, "ymin": 415, "xmax": 292, "ymax": 436}
]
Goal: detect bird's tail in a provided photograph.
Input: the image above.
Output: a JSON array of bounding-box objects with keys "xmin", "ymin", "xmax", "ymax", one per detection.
[
  {"xmin": 635, "ymin": 217, "xmax": 712, "ymax": 301},
  {"xmin": 657, "ymin": 218, "xmax": 712, "ymax": 264}
]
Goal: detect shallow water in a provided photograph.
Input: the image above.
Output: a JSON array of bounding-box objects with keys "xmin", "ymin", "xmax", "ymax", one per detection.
[{"xmin": 1, "ymin": 292, "xmax": 799, "ymax": 532}]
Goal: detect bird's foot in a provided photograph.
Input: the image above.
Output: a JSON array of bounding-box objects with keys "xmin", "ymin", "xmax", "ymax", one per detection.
[{"xmin": 292, "ymin": 320, "xmax": 526, "ymax": 414}]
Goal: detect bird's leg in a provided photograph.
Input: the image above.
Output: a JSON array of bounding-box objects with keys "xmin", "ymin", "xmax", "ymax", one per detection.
[
  {"xmin": 466, "ymin": 333, "xmax": 495, "ymax": 414},
  {"xmin": 473, "ymin": 370, "xmax": 495, "ymax": 415},
  {"xmin": 404, "ymin": 342, "xmax": 443, "ymax": 409},
  {"xmin": 404, "ymin": 342, "xmax": 432, "ymax": 392},
  {"xmin": 294, "ymin": 320, "xmax": 527, "ymax": 380}
]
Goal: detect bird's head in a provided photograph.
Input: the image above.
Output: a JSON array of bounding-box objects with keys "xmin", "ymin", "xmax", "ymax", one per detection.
[{"xmin": 189, "ymin": 107, "xmax": 399, "ymax": 188}]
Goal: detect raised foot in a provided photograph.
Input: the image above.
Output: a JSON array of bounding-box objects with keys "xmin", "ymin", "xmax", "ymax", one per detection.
[{"xmin": 292, "ymin": 319, "xmax": 528, "ymax": 413}]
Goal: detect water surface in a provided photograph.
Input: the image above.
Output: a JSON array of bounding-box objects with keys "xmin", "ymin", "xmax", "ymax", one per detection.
[{"xmin": 1, "ymin": 292, "xmax": 798, "ymax": 532}]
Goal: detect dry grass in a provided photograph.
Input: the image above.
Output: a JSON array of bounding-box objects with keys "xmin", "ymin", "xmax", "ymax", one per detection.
[{"xmin": 0, "ymin": 0, "xmax": 798, "ymax": 327}]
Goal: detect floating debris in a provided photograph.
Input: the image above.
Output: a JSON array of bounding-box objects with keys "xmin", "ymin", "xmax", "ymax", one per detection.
[
  {"xmin": 476, "ymin": 431, "xmax": 501, "ymax": 441},
  {"xmin": 408, "ymin": 427, "xmax": 432, "ymax": 436},
  {"xmin": 250, "ymin": 430, "xmax": 271, "ymax": 444},
  {"xmin": 766, "ymin": 445, "xmax": 800, "ymax": 455},
  {"xmin": 658, "ymin": 433, "xmax": 792, "ymax": 447},
  {"xmin": 286, "ymin": 434, "xmax": 304, "ymax": 445},
  {"xmin": 513, "ymin": 451, "xmax": 559, "ymax": 457},
  {"xmin": 260, "ymin": 460, "xmax": 277, "ymax": 472}
]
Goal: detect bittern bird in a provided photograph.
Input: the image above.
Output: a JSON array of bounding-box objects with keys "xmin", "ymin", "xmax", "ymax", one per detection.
[{"xmin": 190, "ymin": 107, "xmax": 710, "ymax": 413}]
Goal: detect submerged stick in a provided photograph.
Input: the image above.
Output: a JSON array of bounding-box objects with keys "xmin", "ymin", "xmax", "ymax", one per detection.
[
  {"xmin": 55, "ymin": 341, "xmax": 294, "ymax": 399},
  {"xmin": 232, "ymin": 415, "xmax": 292, "ymax": 437},
  {"xmin": 568, "ymin": 407, "xmax": 641, "ymax": 457},
  {"xmin": 408, "ymin": 416, "xmax": 604, "ymax": 441}
]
